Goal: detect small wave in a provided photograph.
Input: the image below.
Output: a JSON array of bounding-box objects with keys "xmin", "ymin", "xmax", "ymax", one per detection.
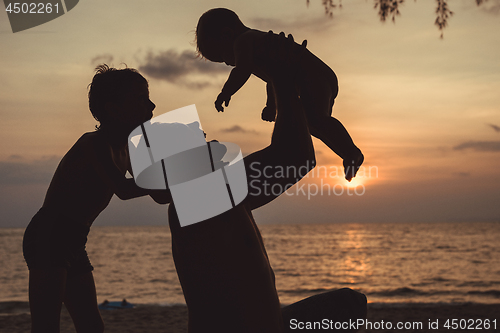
[
  {"xmin": 281, "ymin": 287, "xmax": 332, "ymax": 295},
  {"xmin": 471, "ymin": 260, "xmax": 486, "ymax": 264},
  {"xmin": 154, "ymin": 302, "xmax": 187, "ymax": 307},
  {"xmin": 367, "ymin": 301, "xmax": 494, "ymax": 309},
  {"xmin": 467, "ymin": 290, "xmax": 500, "ymax": 298},
  {"xmin": 365, "ymin": 287, "xmax": 469, "ymax": 298},
  {"xmin": 280, "ymin": 272, "xmax": 304, "ymax": 277},
  {"xmin": 435, "ymin": 245, "xmax": 456, "ymax": 250},
  {"xmin": 430, "ymin": 277, "xmax": 454, "ymax": 282},
  {"xmin": 411, "ymin": 277, "xmax": 455, "ymax": 287},
  {"xmin": 366, "ymin": 287, "xmax": 500, "ymax": 300},
  {"xmin": 458, "ymin": 281, "xmax": 494, "ymax": 288},
  {"xmin": 371, "ymin": 287, "xmax": 424, "ymax": 296},
  {"xmin": 281, "ymin": 283, "xmax": 444, "ymax": 297},
  {"xmin": 0, "ymin": 301, "xmax": 30, "ymax": 315}
]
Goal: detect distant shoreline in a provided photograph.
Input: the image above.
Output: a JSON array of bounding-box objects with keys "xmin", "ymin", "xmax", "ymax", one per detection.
[
  {"xmin": 2, "ymin": 300, "xmax": 500, "ymax": 312},
  {"xmin": 2, "ymin": 221, "xmax": 500, "ymax": 229}
]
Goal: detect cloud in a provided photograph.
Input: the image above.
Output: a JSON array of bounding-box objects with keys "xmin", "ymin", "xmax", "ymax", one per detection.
[
  {"xmin": 7, "ymin": 154, "xmax": 23, "ymax": 160},
  {"xmin": 488, "ymin": 123, "xmax": 500, "ymax": 133},
  {"xmin": 138, "ymin": 49, "xmax": 230, "ymax": 89},
  {"xmin": 0, "ymin": 156, "xmax": 59, "ymax": 185},
  {"xmin": 220, "ymin": 125, "xmax": 259, "ymax": 134},
  {"xmin": 453, "ymin": 141, "xmax": 500, "ymax": 152},
  {"xmin": 480, "ymin": 0, "xmax": 500, "ymax": 15},
  {"xmin": 91, "ymin": 54, "xmax": 114, "ymax": 67},
  {"xmin": 452, "ymin": 172, "xmax": 471, "ymax": 178}
]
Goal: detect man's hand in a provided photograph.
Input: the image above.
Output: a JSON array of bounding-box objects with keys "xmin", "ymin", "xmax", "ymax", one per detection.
[
  {"xmin": 215, "ymin": 91, "xmax": 231, "ymax": 112},
  {"xmin": 150, "ymin": 189, "xmax": 172, "ymax": 205},
  {"xmin": 266, "ymin": 30, "xmax": 307, "ymax": 78}
]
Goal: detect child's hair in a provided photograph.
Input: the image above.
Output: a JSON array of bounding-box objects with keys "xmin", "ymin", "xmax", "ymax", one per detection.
[
  {"xmin": 195, "ymin": 8, "xmax": 247, "ymax": 61},
  {"xmin": 88, "ymin": 64, "xmax": 148, "ymax": 130}
]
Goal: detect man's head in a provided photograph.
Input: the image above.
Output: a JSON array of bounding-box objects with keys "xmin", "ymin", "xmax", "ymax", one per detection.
[
  {"xmin": 195, "ymin": 8, "xmax": 247, "ymax": 62},
  {"xmin": 88, "ymin": 64, "xmax": 155, "ymax": 131}
]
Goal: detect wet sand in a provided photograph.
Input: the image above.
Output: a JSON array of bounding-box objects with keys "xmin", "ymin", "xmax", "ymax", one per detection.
[
  {"xmin": 1, "ymin": 302, "xmax": 499, "ymax": 332},
  {"xmin": 360, "ymin": 303, "xmax": 500, "ymax": 332}
]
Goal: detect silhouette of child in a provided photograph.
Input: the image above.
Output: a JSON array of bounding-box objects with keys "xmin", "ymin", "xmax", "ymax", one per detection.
[
  {"xmin": 22, "ymin": 65, "xmax": 171, "ymax": 333},
  {"xmin": 196, "ymin": 8, "xmax": 364, "ymax": 181}
]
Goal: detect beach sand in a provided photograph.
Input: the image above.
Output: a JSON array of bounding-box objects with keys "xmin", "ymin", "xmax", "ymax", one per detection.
[
  {"xmin": 1, "ymin": 302, "xmax": 499, "ymax": 332},
  {"xmin": 360, "ymin": 303, "xmax": 500, "ymax": 332}
]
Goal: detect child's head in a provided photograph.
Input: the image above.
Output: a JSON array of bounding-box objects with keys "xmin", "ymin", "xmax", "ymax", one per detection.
[
  {"xmin": 196, "ymin": 8, "xmax": 247, "ymax": 62},
  {"xmin": 88, "ymin": 64, "xmax": 153, "ymax": 131}
]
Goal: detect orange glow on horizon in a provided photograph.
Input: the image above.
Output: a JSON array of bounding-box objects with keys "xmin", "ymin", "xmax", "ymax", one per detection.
[{"xmin": 307, "ymin": 164, "xmax": 379, "ymax": 190}]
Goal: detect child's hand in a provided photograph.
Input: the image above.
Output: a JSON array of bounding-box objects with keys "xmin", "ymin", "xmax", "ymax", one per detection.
[
  {"xmin": 215, "ymin": 92, "xmax": 231, "ymax": 112},
  {"xmin": 261, "ymin": 105, "xmax": 277, "ymax": 122}
]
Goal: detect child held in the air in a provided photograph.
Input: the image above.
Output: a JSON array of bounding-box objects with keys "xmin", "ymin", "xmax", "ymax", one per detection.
[{"xmin": 196, "ymin": 8, "xmax": 364, "ymax": 181}]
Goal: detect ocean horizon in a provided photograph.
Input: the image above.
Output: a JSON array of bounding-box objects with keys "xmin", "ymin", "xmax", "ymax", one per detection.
[{"xmin": 2, "ymin": 221, "xmax": 499, "ymax": 307}]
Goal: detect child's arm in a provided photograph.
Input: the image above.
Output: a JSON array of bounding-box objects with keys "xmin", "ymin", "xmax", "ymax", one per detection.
[
  {"xmin": 215, "ymin": 33, "xmax": 255, "ymax": 112},
  {"xmin": 147, "ymin": 189, "xmax": 172, "ymax": 204},
  {"xmin": 87, "ymin": 134, "xmax": 172, "ymax": 204},
  {"xmin": 117, "ymin": 178, "xmax": 172, "ymax": 204}
]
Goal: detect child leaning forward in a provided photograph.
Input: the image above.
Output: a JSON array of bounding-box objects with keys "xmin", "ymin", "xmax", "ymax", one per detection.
[{"xmin": 22, "ymin": 65, "xmax": 170, "ymax": 333}]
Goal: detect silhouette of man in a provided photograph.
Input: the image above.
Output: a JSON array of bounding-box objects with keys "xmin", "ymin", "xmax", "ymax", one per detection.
[{"xmin": 168, "ymin": 55, "xmax": 366, "ymax": 332}]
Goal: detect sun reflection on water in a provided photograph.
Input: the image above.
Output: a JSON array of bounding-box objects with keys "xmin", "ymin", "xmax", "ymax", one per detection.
[{"xmin": 339, "ymin": 229, "xmax": 372, "ymax": 281}]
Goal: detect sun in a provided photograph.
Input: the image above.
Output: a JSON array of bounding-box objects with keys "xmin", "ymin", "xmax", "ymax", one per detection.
[
  {"xmin": 306, "ymin": 163, "xmax": 378, "ymax": 194},
  {"xmin": 343, "ymin": 176, "xmax": 365, "ymax": 189},
  {"xmin": 311, "ymin": 172, "xmax": 366, "ymax": 191}
]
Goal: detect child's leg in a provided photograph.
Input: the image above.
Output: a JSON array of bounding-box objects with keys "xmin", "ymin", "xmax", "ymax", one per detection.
[
  {"xmin": 63, "ymin": 271, "xmax": 104, "ymax": 333},
  {"xmin": 28, "ymin": 268, "xmax": 67, "ymax": 333},
  {"xmin": 309, "ymin": 116, "xmax": 364, "ymax": 181},
  {"xmin": 301, "ymin": 85, "xmax": 363, "ymax": 181},
  {"xmin": 308, "ymin": 115, "xmax": 360, "ymax": 160}
]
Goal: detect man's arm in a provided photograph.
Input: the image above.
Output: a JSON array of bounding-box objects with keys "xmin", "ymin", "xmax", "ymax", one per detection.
[
  {"xmin": 265, "ymin": 82, "xmax": 276, "ymax": 108},
  {"xmin": 244, "ymin": 74, "xmax": 315, "ymax": 211},
  {"xmin": 261, "ymin": 82, "xmax": 277, "ymax": 122}
]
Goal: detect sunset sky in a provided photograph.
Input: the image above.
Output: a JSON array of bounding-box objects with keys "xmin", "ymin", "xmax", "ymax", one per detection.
[{"xmin": 1, "ymin": 0, "xmax": 499, "ymax": 227}]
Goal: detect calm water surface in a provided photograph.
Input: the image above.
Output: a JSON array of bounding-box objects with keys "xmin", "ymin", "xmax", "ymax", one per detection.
[{"xmin": 1, "ymin": 222, "xmax": 499, "ymax": 305}]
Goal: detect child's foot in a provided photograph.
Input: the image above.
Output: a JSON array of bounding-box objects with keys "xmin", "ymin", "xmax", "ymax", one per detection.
[
  {"xmin": 343, "ymin": 152, "xmax": 364, "ymax": 182},
  {"xmin": 261, "ymin": 105, "xmax": 277, "ymax": 122}
]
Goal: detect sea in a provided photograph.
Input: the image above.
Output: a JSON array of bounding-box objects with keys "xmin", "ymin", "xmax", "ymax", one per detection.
[{"xmin": 1, "ymin": 222, "xmax": 500, "ymax": 307}]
